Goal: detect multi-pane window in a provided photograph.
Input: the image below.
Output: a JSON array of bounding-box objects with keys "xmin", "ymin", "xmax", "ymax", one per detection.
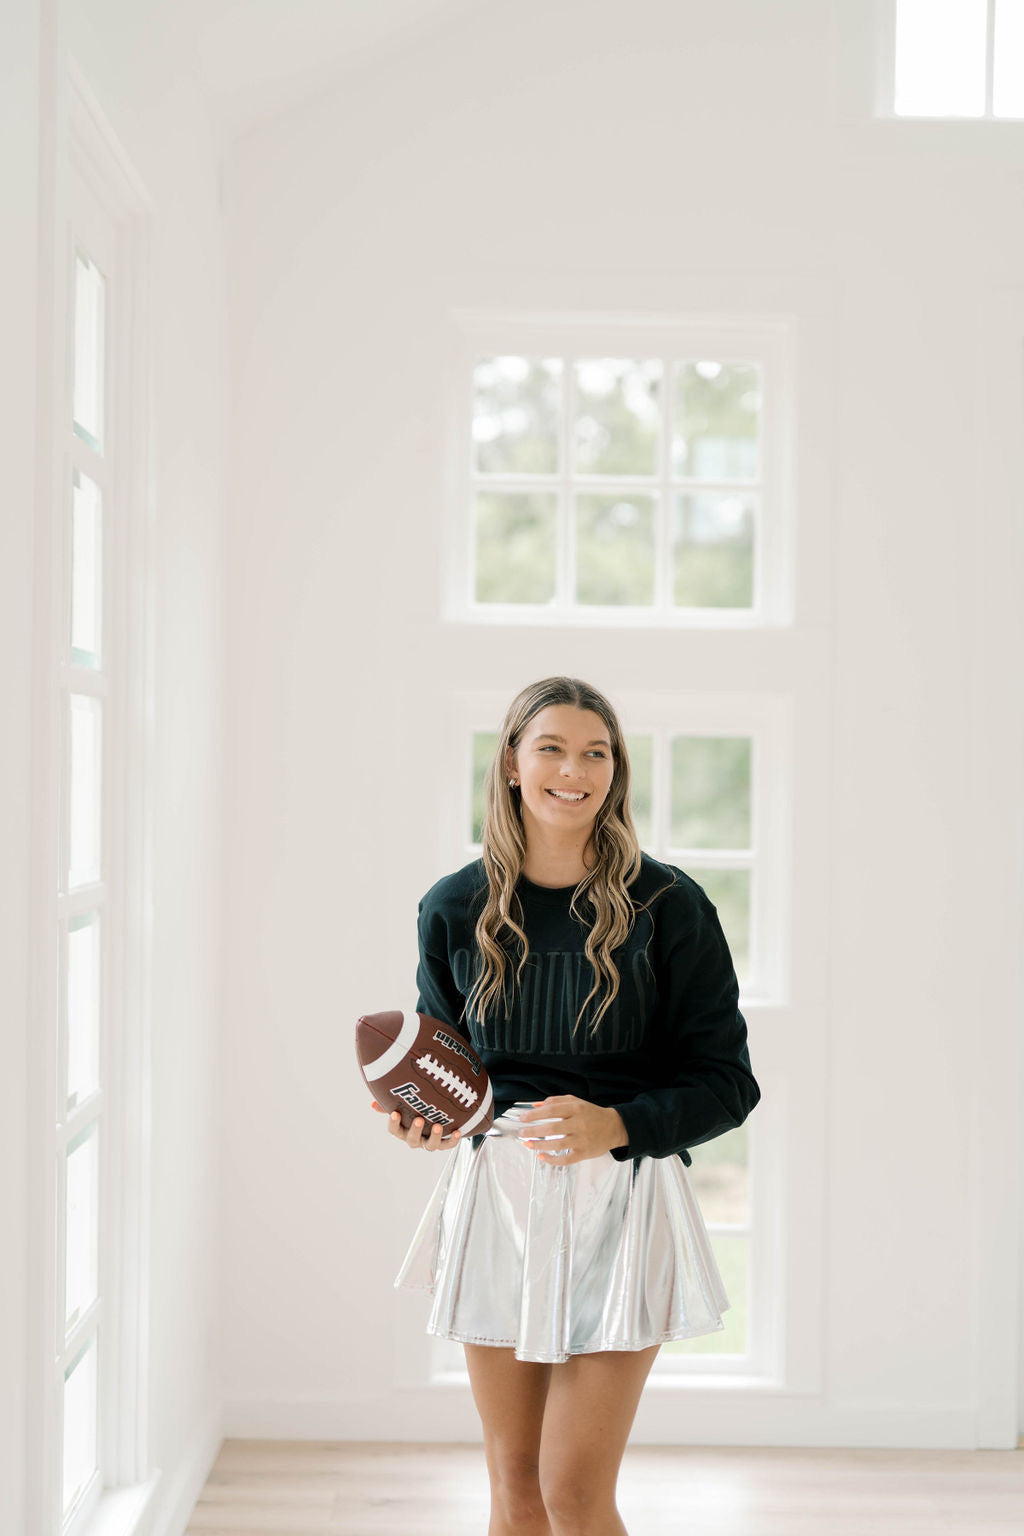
[
  {"xmin": 469, "ymin": 354, "xmax": 762, "ymax": 616},
  {"xmin": 893, "ymin": 0, "xmax": 1024, "ymax": 118},
  {"xmin": 36, "ymin": 79, "xmax": 152, "ymax": 1536},
  {"xmin": 57, "ymin": 244, "xmax": 109, "ymax": 1523},
  {"xmin": 461, "ymin": 725, "xmax": 758, "ymax": 1365}
]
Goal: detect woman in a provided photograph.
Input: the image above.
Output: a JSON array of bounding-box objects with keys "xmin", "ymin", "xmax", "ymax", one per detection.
[{"xmin": 371, "ymin": 675, "xmax": 760, "ymax": 1536}]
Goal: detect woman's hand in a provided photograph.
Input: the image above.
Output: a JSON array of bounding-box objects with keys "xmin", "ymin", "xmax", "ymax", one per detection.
[
  {"xmin": 370, "ymin": 1099, "xmax": 462, "ymax": 1152},
  {"xmin": 518, "ymin": 1095, "xmax": 629, "ymax": 1165}
]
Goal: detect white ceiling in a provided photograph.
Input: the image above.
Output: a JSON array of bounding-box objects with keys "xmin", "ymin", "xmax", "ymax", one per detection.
[{"xmin": 192, "ymin": 0, "xmax": 487, "ymax": 140}]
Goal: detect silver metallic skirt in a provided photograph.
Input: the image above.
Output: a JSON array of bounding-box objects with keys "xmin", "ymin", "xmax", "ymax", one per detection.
[{"xmin": 393, "ymin": 1102, "xmax": 730, "ymax": 1364}]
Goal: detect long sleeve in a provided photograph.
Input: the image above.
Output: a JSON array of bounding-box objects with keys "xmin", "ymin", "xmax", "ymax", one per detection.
[
  {"xmin": 608, "ymin": 893, "xmax": 760, "ymax": 1162},
  {"xmin": 414, "ymin": 897, "xmax": 470, "ymax": 1040}
]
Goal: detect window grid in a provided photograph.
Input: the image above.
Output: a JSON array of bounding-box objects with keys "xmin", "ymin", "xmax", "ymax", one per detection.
[
  {"xmin": 28, "ymin": 70, "xmax": 155, "ymax": 1536},
  {"xmin": 427, "ymin": 683, "xmax": 787, "ymax": 1383},
  {"xmin": 468, "ymin": 353, "xmax": 764, "ymax": 620},
  {"xmin": 452, "ymin": 723, "xmax": 757, "ymax": 1374},
  {"xmin": 890, "ymin": 0, "xmax": 1024, "ymax": 120}
]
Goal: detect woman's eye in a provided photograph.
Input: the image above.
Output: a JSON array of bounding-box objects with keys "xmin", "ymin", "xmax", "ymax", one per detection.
[{"xmin": 537, "ymin": 745, "xmax": 605, "ymax": 757}]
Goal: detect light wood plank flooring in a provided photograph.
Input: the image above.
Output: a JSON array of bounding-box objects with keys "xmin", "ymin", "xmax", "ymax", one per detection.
[{"xmin": 187, "ymin": 1439, "xmax": 1024, "ymax": 1535}]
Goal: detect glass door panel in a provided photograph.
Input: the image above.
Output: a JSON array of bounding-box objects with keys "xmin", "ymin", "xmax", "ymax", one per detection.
[
  {"xmin": 62, "ymin": 1333, "xmax": 98, "ymax": 1515},
  {"xmin": 72, "ymin": 251, "xmax": 105, "ymax": 454},
  {"xmin": 68, "ymin": 695, "xmax": 102, "ymax": 889},
  {"xmin": 70, "ymin": 469, "xmax": 103, "ymax": 668},
  {"xmin": 66, "ymin": 912, "xmax": 101, "ymax": 1110}
]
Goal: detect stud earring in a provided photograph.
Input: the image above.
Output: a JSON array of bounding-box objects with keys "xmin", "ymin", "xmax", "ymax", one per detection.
[{"xmin": 508, "ymin": 778, "xmax": 518, "ymax": 788}]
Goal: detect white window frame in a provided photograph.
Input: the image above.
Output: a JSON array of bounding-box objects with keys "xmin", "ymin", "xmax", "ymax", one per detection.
[
  {"xmin": 872, "ymin": 0, "xmax": 1024, "ymax": 122},
  {"xmin": 28, "ymin": 58, "xmax": 157, "ymax": 1536},
  {"xmin": 442, "ymin": 312, "xmax": 795, "ymax": 629},
  {"xmin": 425, "ymin": 685, "xmax": 790, "ymax": 1383},
  {"xmin": 404, "ymin": 281, "xmax": 834, "ymax": 1408}
]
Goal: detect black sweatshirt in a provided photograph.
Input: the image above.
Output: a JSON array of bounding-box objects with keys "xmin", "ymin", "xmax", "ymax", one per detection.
[{"xmin": 414, "ymin": 852, "xmax": 760, "ymax": 1166}]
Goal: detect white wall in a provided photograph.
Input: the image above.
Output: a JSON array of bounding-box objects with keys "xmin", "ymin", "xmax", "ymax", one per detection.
[{"xmin": 222, "ymin": 0, "xmax": 1024, "ymax": 1446}]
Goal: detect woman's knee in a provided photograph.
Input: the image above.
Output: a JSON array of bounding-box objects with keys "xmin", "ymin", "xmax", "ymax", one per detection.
[
  {"xmin": 540, "ymin": 1467, "xmax": 612, "ymax": 1528},
  {"xmin": 490, "ymin": 1449, "xmax": 546, "ymax": 1523}
]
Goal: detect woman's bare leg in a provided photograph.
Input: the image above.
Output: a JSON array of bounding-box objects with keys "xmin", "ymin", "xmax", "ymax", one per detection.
[
  {"xmin": 463, "ymin": 1343, "xmax": 554, "ymax": 1536},
  {"xmin": 538, "ymin": 1345, "xmax": 661, "ymax": 1536}
]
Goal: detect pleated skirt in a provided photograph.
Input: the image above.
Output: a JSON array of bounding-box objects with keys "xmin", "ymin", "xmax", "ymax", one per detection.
[{"xmin": 393, "ymin": 1102, "xmax": 730, "ymax": 1364}]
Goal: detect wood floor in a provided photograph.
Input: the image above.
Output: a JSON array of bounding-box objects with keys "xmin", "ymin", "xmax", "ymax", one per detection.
[{"xmin": 187, "ymin": 1438, "xmax": 1024, "ymax": 1535}]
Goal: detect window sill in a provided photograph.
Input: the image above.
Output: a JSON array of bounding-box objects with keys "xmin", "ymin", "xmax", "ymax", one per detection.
[
  {"xmin": 78, "ymin": 1475, "xmax": 161, "ymax": 1536},
  {"xmin": 442, "ymin": 605, "xmax": 788, "ymax": 629},
  {"xmin": 431, "ymin": 1368, "xmax": 784, "ymax": 1392}
]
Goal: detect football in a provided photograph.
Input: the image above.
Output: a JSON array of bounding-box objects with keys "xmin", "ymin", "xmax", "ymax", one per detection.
[{"xmin": 356, "ymin": 1008, "xmax": 494, "ymax": 1141}]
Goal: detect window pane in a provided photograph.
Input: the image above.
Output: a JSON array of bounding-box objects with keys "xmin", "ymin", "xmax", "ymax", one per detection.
[
  {"xmin": 474, "ymin": 491, "xmax": 557, "ymax": 603},
  {"xmin": 67, "ymin": 912, "xmax": 101, "ymax": 1109},
  {"xmin": 688, "ymin": 867, "xmax": 750, "ymax": 983},
  {"xmin": 672, "ymin": 360, "xmax": 761, "ymax": 480},
  {"xmin": 624, "ymin": 732, "xmax": 653, "ymax": 846},
  {"xmin": 71, "ymin": 469, "xmax": 103, "ymax": 667},
  {"xmin": 994, "ymin": 0, "xmax": 1024, "ymax": 116},
  {"xmin": 471, "ymin": 731, "xmax": 500, "ymax": 843},
  {"xmin": 661, "ymin": 1231, "xmax": 748, "ymax": 1355},
  {"xmin": 689, "ymin": 1122, "xmax": 750, "ymax": 1225},
  {"xmin": 65, "ymin": 1121, "xmax": 99, "ymax": 1332},
  {"xmin": 895, "ymin": 0, "xmax": 987, "ymax": 117},
  {"xmin": 68, "ymin": 695, "xmax": 102, "ymax": 888},
  {"xmin": 473, "ymin": 356, "xmax": 561, "ymax": 474},
  {"xmin": 672, "ymin": 490, "xmax": 754, "ymax": 608},
  {"xmin": 670, "ymin": 736, "xmax": 751, "ymax": 849},
  {"xmin": 73, "ymin": 251, "xmax": 105, "ymax": 454},
  {"xmin": 62, "ymin": 1333, "xmax": 98, "ymax": 1515},
  {"xmin": 574, "ymin": 493, "xmax": 655, "ymax": 605},
  {"xmin": 573, "ymin": 358, "xmax": 661, "ymax": 476}
]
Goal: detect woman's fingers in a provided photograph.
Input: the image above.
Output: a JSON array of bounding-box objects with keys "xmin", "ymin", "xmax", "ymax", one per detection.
[
  {"xmin": 528, "ymin": 1135, "xmax": 572, "ymax": 1162},
  {"xmin": 370, "ymin": 1100, "xmax": 460, "ymax": 1151},
  {"xmin": 371, "ymin": 1100, "xmax": 412, "ymax": 1140},
  {"xmin": 406, "ymin": 1117, "xmax": 461, "ymax": 1151},
  {"xmin": 405, "ymin": 1116, "xmax": 426, "ymax": 1147},
  {"xmin": 517, "ymin": 1095, "xmax": 623, "ymax": 1163}
]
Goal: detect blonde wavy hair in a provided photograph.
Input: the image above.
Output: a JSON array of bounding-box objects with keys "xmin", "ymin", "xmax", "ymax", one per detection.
[{"xmin": 465, "ymin": 677, "xmax": 676, "ymax": 1038}]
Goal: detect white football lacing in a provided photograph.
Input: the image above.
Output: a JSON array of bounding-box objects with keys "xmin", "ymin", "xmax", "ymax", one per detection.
[{"xmin": 415, "ymin": 1053, "xmax": 478, "ymax": 1108}]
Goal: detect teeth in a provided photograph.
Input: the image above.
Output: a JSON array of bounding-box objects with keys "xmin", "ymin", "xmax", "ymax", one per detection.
[{"xmin": 547, "ymin": 790, "xmax": 587, "ymax": 801}]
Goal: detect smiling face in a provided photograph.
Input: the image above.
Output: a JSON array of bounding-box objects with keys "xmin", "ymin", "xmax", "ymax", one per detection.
[{"xmin": 505, "ymin": 703, "xmax": 616, "ymax": 842}]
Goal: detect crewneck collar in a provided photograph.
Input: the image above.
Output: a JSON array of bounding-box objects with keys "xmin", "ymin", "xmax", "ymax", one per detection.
[{"xmin": 516, "ymin": 871, "xmax": 583, "ymax": 907}]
